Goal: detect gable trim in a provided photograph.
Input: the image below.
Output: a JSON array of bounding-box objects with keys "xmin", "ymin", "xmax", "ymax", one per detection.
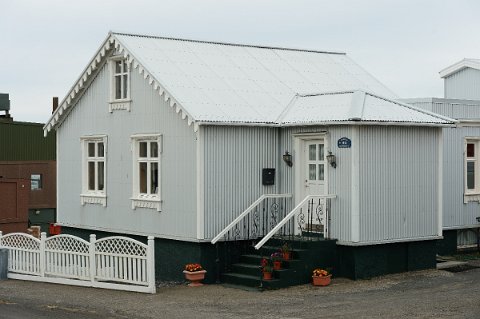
[{"xmin": 44, "ymin": 33, "xmax": 198, "ymax": 136}]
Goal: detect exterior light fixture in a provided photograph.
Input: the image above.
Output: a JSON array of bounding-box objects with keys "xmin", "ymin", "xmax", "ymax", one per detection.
[
  {"xmin": 326, "ymin": 151, "xmax": 337, "ymax": 168},
  {"xmin": 476, "ymin": 217, "xmax": 480, "ymax": 223},
  {"xmin": 283, "ymin": 151, "xmax": 293, "ymax": 167}
]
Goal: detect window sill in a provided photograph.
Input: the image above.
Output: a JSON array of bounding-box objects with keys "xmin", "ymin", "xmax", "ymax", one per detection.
[
  {"xmin": 81, "ymin": 193, "xmax": 107, "ymax": 207},
  {"xmin": 109, "ymin": 99, "xmax": 131, "ymax": 112},
  {"xmin": 131, "ymin": 197, "xmax": 162, "ymax": 212},
  {"xmin": 464, "ymin": 193, "xmax": 480, "ymax": 204}
]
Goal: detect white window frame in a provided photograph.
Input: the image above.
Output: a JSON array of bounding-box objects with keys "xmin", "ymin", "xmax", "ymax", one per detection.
[
  {"xmin": 108, "ymin": 56, "xmax": 131, "ymax": 112},
  {"xmin": 464, "ymin": 137, "xmax": 480, "ymax": 203},
  {"xmin": 80, "ymin": 135, "xmax": 107, "ymax": 206},
  {"xmin": 131, "ymin": 134, "xmax": 162, "ymax": 211}
]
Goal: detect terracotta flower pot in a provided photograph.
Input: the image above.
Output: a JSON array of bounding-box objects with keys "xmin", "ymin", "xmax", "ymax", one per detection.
[
  {"xmin": 183, "ymin": 270, "xmax": 207, "ymax": 287},
  {"xmin": 263, "ymin": 271, "xmax": 273, "ymax": 280},
  {"xmin": 312, "ymin": 275, "xmax": 331, "ymax": 286},
  {"xmin": 282, "ymin": 252, "xmax": 291, "ymax": 260},
  {"xmin": 273, "ymin": 260, "xmax": 282, "ymax": 270}
]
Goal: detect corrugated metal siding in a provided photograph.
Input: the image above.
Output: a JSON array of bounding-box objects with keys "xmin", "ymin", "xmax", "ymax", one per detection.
[
  {"xmin": 408, "ymin": 100, "xmax": 480, "ymax": 229},
  {"xmin": 445, "ymin": 68, "xmax": 480, "ymax": 100},
  {"xmin": 279, "ymin": 126, "xmax": 353, "ymax": 243},
  {"xmin": 442, "ymin": 126, "xmax": 480, "ymax": 228},
  {"xmin": 202, "ymin": 126, "xmax": 278, "ymax": 239},
  {"xmin": 0, "ymin": 121, "xmax": 55, "ymax": 161},
  {"xmin": 203, "ymin": 125, "xmax": 354, "ymax": 242},
  {"xmin": 359, "ymin": 126, "xmax": 440, "ymax": 242},
  {"xmin": 57, "ymin": 61, "xmax": 198, "ymax": 240}
]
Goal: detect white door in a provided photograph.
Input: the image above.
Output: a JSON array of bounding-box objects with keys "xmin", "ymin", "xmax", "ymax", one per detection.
[{"xmin": 304, "ymin": 140, "xmax": 326, "ymax": 196}]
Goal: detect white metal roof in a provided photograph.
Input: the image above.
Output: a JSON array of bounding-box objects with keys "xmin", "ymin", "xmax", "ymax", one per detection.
[
  {"xmin": 439, "ymin": 58, "xmax": 480, "ymax": 78},
  {"xmin": 280, "ymin": 91, "xmax": 454, "ymax": 126},
  {"xmin": 44, "ymin": 32, "xmax": 452, "ymax": 135}
]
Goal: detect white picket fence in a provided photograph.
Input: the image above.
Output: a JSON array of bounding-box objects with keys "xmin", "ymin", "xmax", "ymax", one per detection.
[{"xmin": 0, "ymin": 231, "xmax": 155, "ymax": 294}]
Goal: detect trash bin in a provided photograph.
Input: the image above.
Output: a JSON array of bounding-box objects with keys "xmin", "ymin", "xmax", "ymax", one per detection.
[{"xmin": 0, "ymin": 248, "xmax": 8, "ymax": 280}]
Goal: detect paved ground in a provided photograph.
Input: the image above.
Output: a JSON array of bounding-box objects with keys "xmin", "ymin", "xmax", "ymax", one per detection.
[{"xmin": 0, "ymin": 265, "xmax": 479, "ymax": 319}]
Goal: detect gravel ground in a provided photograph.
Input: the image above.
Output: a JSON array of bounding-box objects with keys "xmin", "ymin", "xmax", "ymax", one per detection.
[{"xmin": 0, "ymin": 267, "xmax": 479, "ymax": 319}]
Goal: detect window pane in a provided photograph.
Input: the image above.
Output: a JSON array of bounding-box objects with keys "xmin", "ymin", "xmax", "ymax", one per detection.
[
  {"xmin": 151, "ymin": 162, "xmax": 158, "ymax": 194},
  {"xmin": 139, "ymin": 162, "xmax": 147, "ymax": 194},
  {"xmin": 88, "ymin": 143, "xmax": 95, "ymax": 157},
  {"xmin": 98, "ymin": 142, "xmax": 104, "ymax": 157},
  {"xmin": 31, "ymin": 174, "xmax": 42, "ymax": 190},
  {"xmin": 318, "ymin": 144, "xmax": 324, "ymax": 160},
  {"xmin": 122, "ymin": 60, "xmax": 127, "ymax": 72},
  {"xmin": 467, "ymin": 143, "xmax": 475, "ymax": 157},
  {"xmin": 98, "ymin": 162, "xmax": 104, "ymax": 191},
  {"xmin": 139, "ymin": 142, "xmax": 147, "ymax": 157},
  {"xmin": 309, "ymin": 164, "xmax": 316, "ymax": 180},
  {"xmin": 115, "ymin": 60, "xmax": 121, "ymax": 73},
  {"xmin": 123, "ymin": 74, "xmax": 128, "ymax": 99},
  {"xmin": 467, "ymin": 161, "xmax": 475, "ymax": 190},
  {"xmin": 150, "ymin": 142, "xmax": 158, "ymax": 158},
  {"xmin": 88, "ymin": 162, "xmax": 95, "ymax": 190},
  {"xmin": 309, "ymin": 144, "xmax": 316, "ymax": 161},
  {"xmin": 318, "ymin": 164, "xmax": 324, "ymax": 180},
  {"xmin": 115, "ymin": 75, "xmax": 121, "ymax": 99}
]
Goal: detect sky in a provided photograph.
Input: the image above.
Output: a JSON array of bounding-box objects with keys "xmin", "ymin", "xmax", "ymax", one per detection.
[{"xmin": 1, "ymin": 0, "xmax": 480, "ymax": 123}]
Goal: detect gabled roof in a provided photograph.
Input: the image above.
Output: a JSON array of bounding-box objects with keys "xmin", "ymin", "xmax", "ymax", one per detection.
[
  {"xmin": 439, "ymin": 58, "xmax": 480, "ymax": 78},
  {"xmin": 279, "ymin": 91, "xmax": 454, "ymax": 126},
  {"xmin": 46, "ymin": 32, "xmax": 448, "ymax": 135}
]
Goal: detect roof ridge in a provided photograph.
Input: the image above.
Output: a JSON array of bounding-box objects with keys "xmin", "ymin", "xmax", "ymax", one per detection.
[{"xmin": 111, "ymin": 31, "xmax": 346, "ymax": 55}]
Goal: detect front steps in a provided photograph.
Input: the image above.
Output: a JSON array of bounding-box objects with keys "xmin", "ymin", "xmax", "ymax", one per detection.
[{"xmin": 221, "ymin": 238, "xmax": 337, "ymax": 290}]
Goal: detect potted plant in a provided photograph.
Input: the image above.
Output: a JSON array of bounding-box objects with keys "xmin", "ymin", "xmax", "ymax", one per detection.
[
  {"xmin": 183, "ymin": 263, "xmax": 207, "ymax": 287},
  {"xmin": 261, "ymin": 258, "xmax": 273, "ymax": 280},
  {"xmin": 312, "ymin": 268, "xmax": 331, "ymax": 286},
  {"xmin": 281, "ymin": 242, "xmax": 291, "ymax": 260},
  {"xmin": 271, "ymin": 252, "xmax": 283, "ymax": 270}
]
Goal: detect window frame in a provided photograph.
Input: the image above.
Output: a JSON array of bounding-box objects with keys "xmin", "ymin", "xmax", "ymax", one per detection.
[
  {"xmin": 131, "ymin": 134, "xmax": 162, "ymax": 211},
  {"xmin": 80, "ymin": 135, "xmax": 107, "ymax": 206},
  {"xmin": 31, "ymin": 174, "xmax": 42, "ymax": 190},
  {"xmin": 108, "ymin": 56, "xmax": 131, "ymax": 112}
]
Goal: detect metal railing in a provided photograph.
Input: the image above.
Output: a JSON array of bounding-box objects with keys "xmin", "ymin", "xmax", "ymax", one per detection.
[
  {"xmin": 254, "ymin": 194, "xmax": 336, "ymax": 250},
  {"xmin": 211, "ymin": 194, "xmax": 293, "ymax": 244}
]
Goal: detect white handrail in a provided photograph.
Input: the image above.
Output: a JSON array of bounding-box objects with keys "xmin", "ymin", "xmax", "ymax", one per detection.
[
  {"xmin": 211, "ymin": 194, "xmax": 293, "ymax": 244},
  {"xmin": 254, "ymin": 194, "xmax": 336, "ymax": 250}
]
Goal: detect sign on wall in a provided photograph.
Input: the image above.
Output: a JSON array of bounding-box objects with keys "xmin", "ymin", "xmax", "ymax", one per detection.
[{"xmin": 337, "ymin": 137, "xmax": 351, "ymax": 148}]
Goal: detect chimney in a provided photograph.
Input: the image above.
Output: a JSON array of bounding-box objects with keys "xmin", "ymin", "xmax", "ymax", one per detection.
[{"xmin": 52, "ymin": 97, "xmax": 59, "ymax": 114}]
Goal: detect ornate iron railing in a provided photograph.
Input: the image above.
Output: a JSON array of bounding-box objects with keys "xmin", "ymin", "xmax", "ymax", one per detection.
[
  {"xmin": 211, "ymin": 194, "xmax": 293, "ymax": 244},
  {"xmin": 254, "ymin": 194, "xmax": 336, "ymax": 250}
]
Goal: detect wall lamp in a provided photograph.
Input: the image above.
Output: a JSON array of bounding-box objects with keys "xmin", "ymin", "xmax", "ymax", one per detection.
[
  {"xmin": 476, "ymin": 216, "xmax": 480, "ymax": 223},
  {"xmin": 283, "ymin": 151, "xmax": 293, "ymax": 167},
  {"xmin": 326, "ymin": 151, "xmax": 337, "ymax": 168}
]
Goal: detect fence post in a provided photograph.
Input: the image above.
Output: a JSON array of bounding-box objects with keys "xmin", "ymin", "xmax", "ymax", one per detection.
[
  {"xmin": 40, "ymin": 232, "xmax": 46, "ymax": 277},
  {"xmin": 89, "ymin": 234, "xmax": 96, "ymax": 285},
  {"xmin": 147, "ymin": 236, "xmax": 156, "ymax": 294}
]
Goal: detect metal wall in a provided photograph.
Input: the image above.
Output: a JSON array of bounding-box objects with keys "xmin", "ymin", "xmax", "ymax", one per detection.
[
  {"xmin": 56, "ymin": 61, "xmax": 198, "ymax": 240},
  {"xmin": 445, "ymin": 68, "xmax": 480, "ymax": 100},
  {"xmin": 0, "ymin": 121, "xmax": 55, "ymax": 161},
  {"xmin": 358, "ymin": 126, "xmax": 440, "ymax": 242},
  {"xmin": 202, "ymin": 125, "xmax": 354, "ymax": 243},
  {"xmin": 407, "ymin": 99, "xmax": 480, "ymax": 229}
]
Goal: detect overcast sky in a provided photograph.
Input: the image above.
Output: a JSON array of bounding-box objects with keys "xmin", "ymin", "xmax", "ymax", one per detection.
[{"xmin": 1, "ymin": 0, "xmax": 479, "ymax": 123}]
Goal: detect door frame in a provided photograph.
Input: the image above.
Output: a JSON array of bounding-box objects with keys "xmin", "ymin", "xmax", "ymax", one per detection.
[{"xmin": 292, "ymin": 132, "xmax": 330, "ymax": 205}]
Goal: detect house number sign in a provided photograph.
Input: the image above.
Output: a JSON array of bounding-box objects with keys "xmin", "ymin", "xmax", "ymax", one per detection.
[{"xmin": 337, "ymin": 137, "xmax": 351, "ymax": 148}]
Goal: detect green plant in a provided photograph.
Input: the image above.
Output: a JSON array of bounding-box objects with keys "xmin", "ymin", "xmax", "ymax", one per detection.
[
  {"xmin": 271, "ymin": 251, "xmax": 283, "ymax": 262},
  {"xmin": 261, "ymin": 258, "xmax": 273, "ymax": 273},
  {"xmin": 281, "ymin": 242, "xmax": 290, "ymax": 254}
]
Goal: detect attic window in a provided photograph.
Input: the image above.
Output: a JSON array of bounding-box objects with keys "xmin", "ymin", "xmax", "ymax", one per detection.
[{"xmin": 109, "ymin": 57, "xmax": 131, "ymax": 112}]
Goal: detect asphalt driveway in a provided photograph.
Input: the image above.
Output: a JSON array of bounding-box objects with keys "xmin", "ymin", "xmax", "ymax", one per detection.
[{"xmin": 0, "ymin": 265, "xmax": 479, "ymax": 319}]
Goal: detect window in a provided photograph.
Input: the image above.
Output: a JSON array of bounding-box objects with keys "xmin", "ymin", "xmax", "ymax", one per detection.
[
  {"xmin": 464, "ymin": 138, "xmax": 480, "ymax": 202},
  {"xmin": 31, "ymin": 174, "xmax": 42, "ymax": 190},
  {"xmin": 81, "ymin": 136, "xmax": 107, "ymax": 206},
  {"xmin": 109, "ymin": 57, "xmax": 131, "ymax": 112},
  {"xmin": 131, "ymin": 134, "xmax": 162, "ymax": 211}
]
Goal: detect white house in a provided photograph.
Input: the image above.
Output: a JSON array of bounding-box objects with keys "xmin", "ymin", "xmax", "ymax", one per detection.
[
  {"xmin": 44, "ymin": 32, "xmax": 453, "ymax": 284},
  {"xmin": 404, "ymin": 58, "xmax": 480, "ymax": 254}
]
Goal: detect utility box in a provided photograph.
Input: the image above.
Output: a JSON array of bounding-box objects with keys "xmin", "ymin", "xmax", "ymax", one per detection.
[{"xmin": 262, "ymin": 168, "xmax": 275, "ymax": 185}]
